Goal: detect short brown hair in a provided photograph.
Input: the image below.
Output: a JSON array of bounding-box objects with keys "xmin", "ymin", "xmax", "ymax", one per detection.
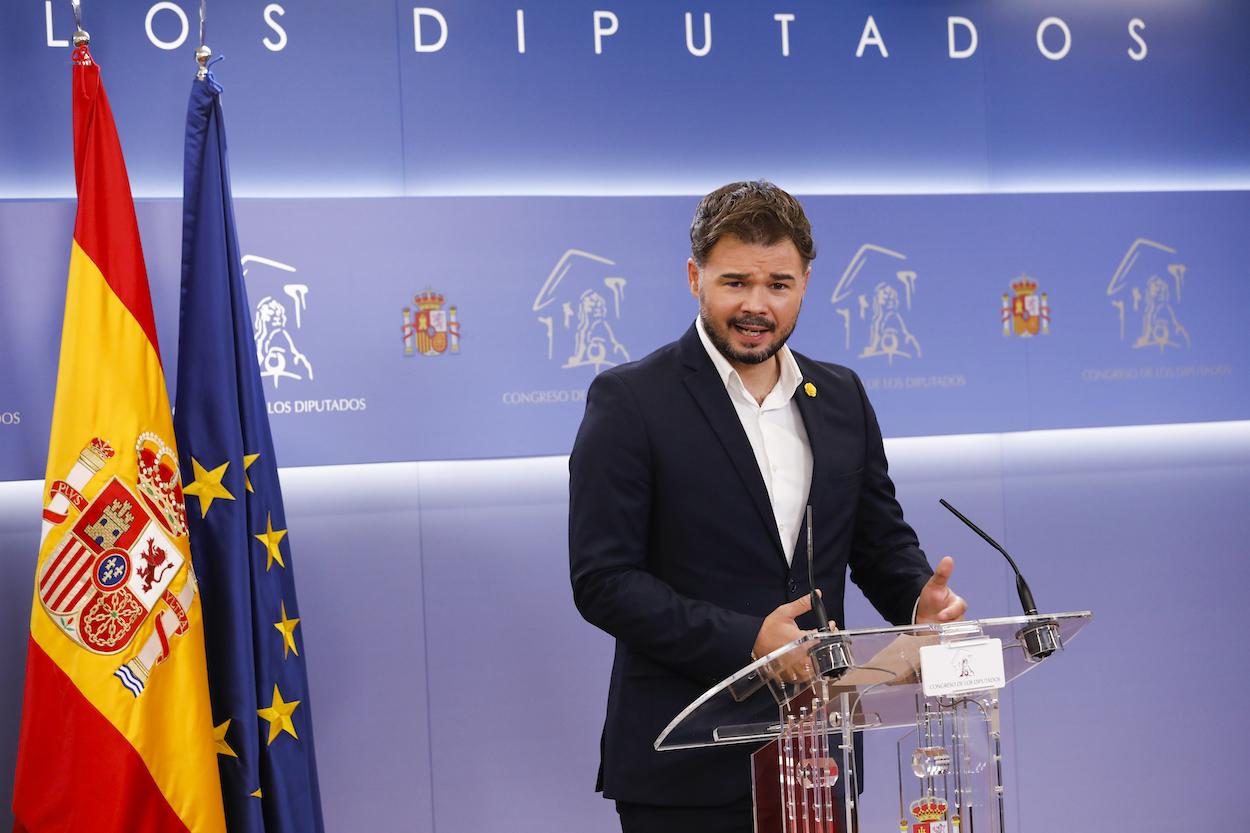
[{"xmin": 689, "ymin": 181, "xmax": 816, "ymax": 268}]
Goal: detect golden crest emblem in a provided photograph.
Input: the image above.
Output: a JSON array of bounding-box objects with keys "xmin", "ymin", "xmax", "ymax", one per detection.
[
  {"xmin": 402, "ymin": 288, "xmax": 461, "ymax": 357},
  {"xmin": 1001, "ymin": 276, "xmax": 1049, "ymax": 338}
]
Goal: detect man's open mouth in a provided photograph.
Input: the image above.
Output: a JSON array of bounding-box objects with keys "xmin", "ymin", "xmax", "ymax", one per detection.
[{"xmin": 732, "ymin": 321, "xmax": 773, "ymax": 338}]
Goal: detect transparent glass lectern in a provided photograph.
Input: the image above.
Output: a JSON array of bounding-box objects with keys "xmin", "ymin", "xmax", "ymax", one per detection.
[{"xmin": 655, "ymin": 612, "xmax": 1091, "ymax": 833}]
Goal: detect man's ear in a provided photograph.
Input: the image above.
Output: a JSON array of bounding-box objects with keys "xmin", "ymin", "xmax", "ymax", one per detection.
[{"xmin": 687, "ymin": 258, "xmax": 701, "ymax": 299}]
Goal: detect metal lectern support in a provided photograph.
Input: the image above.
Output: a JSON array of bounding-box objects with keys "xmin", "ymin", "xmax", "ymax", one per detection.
[{"xmin": 839, "ymin": 692, "xmax": 856, "ymax": 833}]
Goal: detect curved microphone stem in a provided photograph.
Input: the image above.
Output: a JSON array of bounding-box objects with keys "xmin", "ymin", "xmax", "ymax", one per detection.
[{"xmin": 938, "ymin": 498, "xmax": 1039, "ymax": 617}]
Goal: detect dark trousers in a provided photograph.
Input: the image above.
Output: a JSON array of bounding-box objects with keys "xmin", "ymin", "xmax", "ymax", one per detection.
[{"xmin": 616, "ymin": 796, "xmax": 754, "ymax": 833}]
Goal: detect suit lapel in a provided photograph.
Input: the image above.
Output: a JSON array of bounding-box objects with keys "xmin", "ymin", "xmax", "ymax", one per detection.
[{"xmin": 679, "ymin": 327, "xmax": 786, "ymax": 562}]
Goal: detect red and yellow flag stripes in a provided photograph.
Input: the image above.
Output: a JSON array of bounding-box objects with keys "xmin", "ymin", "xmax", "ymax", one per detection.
[{"xmin": 10, "ymin": 50, "xmax": 227, "ymax": 833}]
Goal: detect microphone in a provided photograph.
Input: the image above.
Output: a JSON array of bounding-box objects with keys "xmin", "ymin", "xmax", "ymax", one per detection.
[
  {"xmin": 938, "ymin": 498, "xmax": 1060, "ymax": 661},
  {"xmin": 805, "ymin": 505, "xmax": 831, "ymax": 631}
]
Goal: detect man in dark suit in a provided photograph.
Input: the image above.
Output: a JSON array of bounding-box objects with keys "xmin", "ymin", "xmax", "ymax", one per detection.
[{"xmin": 569, "ymin": 181, "xmax": 965, "ymax": 833}]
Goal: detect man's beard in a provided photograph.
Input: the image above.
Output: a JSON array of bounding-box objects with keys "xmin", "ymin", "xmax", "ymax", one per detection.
[{"xmin": 699, "ymin": 305, "xmax": 798, "ymax": 366}]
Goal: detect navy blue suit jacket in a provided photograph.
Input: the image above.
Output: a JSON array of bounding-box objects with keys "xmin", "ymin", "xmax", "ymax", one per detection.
[{"xmin": 569, "ymin": 324, "xmax": 932, "ymax": 806}]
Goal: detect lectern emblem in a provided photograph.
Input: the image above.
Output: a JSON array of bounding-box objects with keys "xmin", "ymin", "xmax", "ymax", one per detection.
[{"xmin": 909, "ymin": 795, "xmax": 949, "ymax": 833}]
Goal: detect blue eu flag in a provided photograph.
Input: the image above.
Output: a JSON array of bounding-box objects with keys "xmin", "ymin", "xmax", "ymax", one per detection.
[{"xmin": 174, "ymin": 70, "xmax": 325, "ymax": 833}]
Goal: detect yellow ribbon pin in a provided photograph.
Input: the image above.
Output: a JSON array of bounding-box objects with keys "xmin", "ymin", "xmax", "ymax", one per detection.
[{"xmin": 803, "ymin": 382, "xmax": 816, "ymax": 398}]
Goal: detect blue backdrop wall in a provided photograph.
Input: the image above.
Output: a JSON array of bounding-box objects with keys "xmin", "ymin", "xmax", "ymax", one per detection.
[{"xmin": 2, "ymin": 2, "xmax": 1248, "ymax": 832}]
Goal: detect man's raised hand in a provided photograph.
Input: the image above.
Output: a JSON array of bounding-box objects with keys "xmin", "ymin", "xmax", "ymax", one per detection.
[{"xmin": 915, "ymin": 556, "xmax": 967, "ymax": 624}]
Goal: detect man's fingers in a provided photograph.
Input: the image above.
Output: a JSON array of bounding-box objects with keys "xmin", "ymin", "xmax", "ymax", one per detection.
[
  {"xmin": 938, "ymin": 594, "xmax": 967, "ymax": 621},
  {"xmin": 928, "ymin": 556, "xmax": 955, "ymax": 587},
  {"xmin": 779, "ymin": 593, "xmax": 814, "ymax": 619}
]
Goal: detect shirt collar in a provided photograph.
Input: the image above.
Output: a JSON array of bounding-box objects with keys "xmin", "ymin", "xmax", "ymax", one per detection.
[{"xmin": 695, "ymin": 316, "xmax": 803, "ymax": 405}]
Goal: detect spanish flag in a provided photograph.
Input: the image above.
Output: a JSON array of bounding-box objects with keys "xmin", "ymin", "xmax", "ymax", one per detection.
[{"xmin": 10, "ymin": 46, "xmax": 227, "ymax": 833}]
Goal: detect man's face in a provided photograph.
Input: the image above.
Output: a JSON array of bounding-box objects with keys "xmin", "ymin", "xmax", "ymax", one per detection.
[{"xmin": 688, "ymin": 235, "xmax": 810, "ymax": 369}]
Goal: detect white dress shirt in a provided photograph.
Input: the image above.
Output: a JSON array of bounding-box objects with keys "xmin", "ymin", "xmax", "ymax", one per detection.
[{"xmin": 696, "ymin": 317, "xmax": 814, "ymax": 565}]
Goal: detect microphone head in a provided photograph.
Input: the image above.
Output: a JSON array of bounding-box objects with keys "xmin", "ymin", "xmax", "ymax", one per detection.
[
  {"xmin": 1016, "ymin": 574, "xmax": 1038, "ymax": 617},
  {"xmin": 811, "ymin": 592, "xmax": 830, "ymax": 632}
]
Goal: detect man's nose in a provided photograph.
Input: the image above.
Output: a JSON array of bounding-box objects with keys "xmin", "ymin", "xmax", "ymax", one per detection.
[{"xmin": 740, "ymin": 284, "xmax": 770, "ymax": 313}]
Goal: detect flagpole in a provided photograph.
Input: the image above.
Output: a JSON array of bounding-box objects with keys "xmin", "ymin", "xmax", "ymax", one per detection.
[
  {"xmin": 71, "ymin": 0, "xmax": 89, "ymax": 46},
  {"xmin": 196, "ymin": 0, "xmax": 211, "ymax": 79}
]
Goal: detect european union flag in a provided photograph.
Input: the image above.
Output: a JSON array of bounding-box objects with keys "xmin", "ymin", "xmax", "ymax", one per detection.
[{"xmin": 174, "ymin": 69, "xmax": 325, "ymax": 833}]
